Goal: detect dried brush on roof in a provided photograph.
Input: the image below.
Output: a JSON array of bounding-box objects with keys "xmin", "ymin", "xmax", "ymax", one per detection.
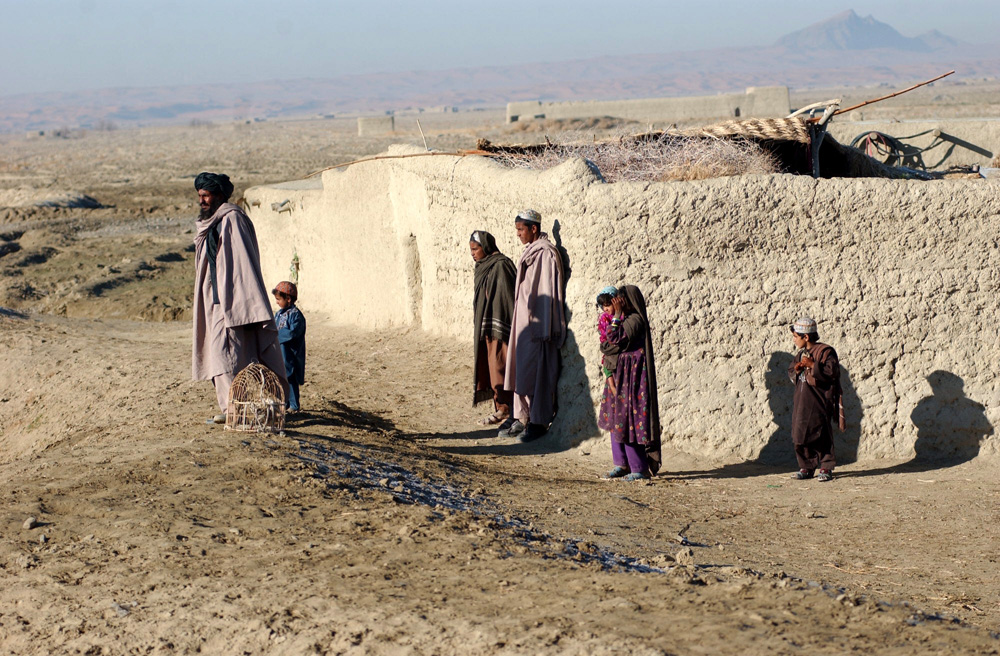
[{"xmin": 491, "ymin": 130, "xmax": 782, "ymax": 182}]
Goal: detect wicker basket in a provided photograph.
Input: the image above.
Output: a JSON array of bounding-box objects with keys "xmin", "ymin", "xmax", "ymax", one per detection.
[{"xmin": 225, "ymin": 363, "xmax": 286, "ymax": 433}]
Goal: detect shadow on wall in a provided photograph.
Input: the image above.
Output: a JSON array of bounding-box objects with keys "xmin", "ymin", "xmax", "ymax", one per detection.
[
  {"xmin": 551, "ymin": 220, "xmax": 571, "ymax": 280},
  {"xmin": 551, "ymin": 219, "xmax": 598, "ymax": 445},
  {"xmin": 754, "ymin": 350, "xmax": 796, "ymax": 468},
  {"xmin": 555, "ymin": 327, "xmax": 598, "ymax": 443},
  {"xmin": 909, "ymin": 370, "xmax": 993, "ymax": 466},
  {"xmin": 836, "ymin": 369, "xmax": 992, "ymax": 479}
]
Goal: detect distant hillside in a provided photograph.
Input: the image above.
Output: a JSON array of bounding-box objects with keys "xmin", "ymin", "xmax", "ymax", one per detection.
[
  {"xmin": 0, "ymin": 10, "xmax": 994, "ymax": 133},
  {"xmin": 775, "ymin": 9, "xmax": 962, "ymax": 51}
]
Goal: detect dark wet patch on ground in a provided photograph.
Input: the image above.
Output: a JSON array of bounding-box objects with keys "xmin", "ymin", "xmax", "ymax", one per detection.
[
  {"xmin": 283, "ymin": 431, "xmax": 987, "ymax": 633},
  {"xmin": 291, "ymin": 434, "xmax": 666, "ymax": 575}
]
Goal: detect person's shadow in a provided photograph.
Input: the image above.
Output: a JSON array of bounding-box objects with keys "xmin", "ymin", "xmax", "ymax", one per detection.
[
  {"xmin": 549, "ymin": 219, "xmax": 599, "ymax": 444},
  {"xmin": 909, "ymin": 370, "xmax": 992, "ymax": 466},
  {"xmin": 753, "ymin": 351, "xmax": 796, "ymax": 467},
  {"xmin": 835, "ymin": 369, "xmax": 993, "ymax": 478}
]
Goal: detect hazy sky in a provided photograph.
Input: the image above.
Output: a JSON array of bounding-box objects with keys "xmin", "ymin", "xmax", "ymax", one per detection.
[{"xmin": 1, "ymin": 0, "xmax": 996, "ymax": 96}]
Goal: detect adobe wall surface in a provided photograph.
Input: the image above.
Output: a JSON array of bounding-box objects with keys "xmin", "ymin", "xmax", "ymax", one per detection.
[
  {"xmin": 829, "ymin": 119, "xmax": 1000, "ymax": 169},
  {"xmin": 247, "ymin": 147, "xmax": 1000, "ymax": 465},
  {"xmin": 506, "ymin": 87, "xmax": 790, "ymax": 124}
]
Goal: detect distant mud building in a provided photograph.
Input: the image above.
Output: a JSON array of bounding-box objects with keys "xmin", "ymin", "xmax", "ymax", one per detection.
[
  {"xmin": 506, "ymin": 86, "xmax": 790, "ymax": 124},
  {"xmin": 357, "ymin": 115, "xmax": 395, "ymax": 136}
]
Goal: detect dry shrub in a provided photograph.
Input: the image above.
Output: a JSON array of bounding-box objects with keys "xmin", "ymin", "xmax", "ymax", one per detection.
[{"xmin": 493, "ymin": 132, "xmax": 781, "ymax": 182}]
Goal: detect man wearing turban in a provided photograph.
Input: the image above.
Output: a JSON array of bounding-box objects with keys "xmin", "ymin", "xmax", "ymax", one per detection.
[{"xmin": 191, "ymin": 172, "xmax": 287, "ymax": 423}]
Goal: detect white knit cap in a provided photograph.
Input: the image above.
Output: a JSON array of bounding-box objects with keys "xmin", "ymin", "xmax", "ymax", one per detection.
[{"xmin": 792, "ymin": 317, "xmax": 818, "ymax": 334}]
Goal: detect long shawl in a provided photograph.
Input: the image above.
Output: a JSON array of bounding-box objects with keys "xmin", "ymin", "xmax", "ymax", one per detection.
[
  {"xmin": 503, "ymin": 234, "xmax": 566, "ymax": 412},
  {"xmin": 513, "ymin": 235, "xmax": 566, "ymax": 347},
  {"xmin": 471, "ymin": 232, "xmax": 516, "ymax": 405},
  {"xmin": 621, "ymin": 285, "xmax": 662, "ymax": 474},
  {"xmin": 192, "ymin": 202, "xmax": 277, "ymax": 380}
]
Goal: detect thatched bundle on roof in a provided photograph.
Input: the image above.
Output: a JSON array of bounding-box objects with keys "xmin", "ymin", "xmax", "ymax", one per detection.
[{"xmin": 481, "ymin": 116, "xmax": 925, "ymax": 181}]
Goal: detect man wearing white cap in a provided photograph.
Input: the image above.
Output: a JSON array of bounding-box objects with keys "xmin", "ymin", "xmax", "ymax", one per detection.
[
  {"xmin": 787, "ymin": 318, "xmax": 844, "ymax": 481},
  {"xmin": 500, "ymin": 209, "xmax": 566, "ymax": 442}
]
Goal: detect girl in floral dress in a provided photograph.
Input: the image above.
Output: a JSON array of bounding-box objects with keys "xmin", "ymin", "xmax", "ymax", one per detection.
[{"xmin": 597, "ymin": 285, "xmax": 662, "ymax": 480}]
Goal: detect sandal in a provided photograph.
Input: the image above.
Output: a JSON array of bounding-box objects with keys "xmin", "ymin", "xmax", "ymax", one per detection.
[
  {"xmin": 624, "ymin": 471, "xmax": 651, "ymax": 482},
  {"xmin": 791, "ymin": 469, "xmax": 814, "ymax": 480},
  {"xmin": 477, "ymin": 411, "xmax": 508, "ymax": 426}
]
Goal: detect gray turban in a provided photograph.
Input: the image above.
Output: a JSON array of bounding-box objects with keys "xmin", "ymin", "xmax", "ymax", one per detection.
[{"xmin": 194, "ymin": 172, "xmax": 234, "ymax": 200}]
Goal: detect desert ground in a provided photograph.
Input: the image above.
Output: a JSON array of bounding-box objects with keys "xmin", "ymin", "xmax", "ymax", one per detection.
[{"xmin": 3, "ymin": 88, "xmax": 1000, "ymax": 655}]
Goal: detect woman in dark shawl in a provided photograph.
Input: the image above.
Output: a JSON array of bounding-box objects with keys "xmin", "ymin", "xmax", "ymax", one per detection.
[
  {"xmin": 598, "ymin": 285, "xmax": 662, "ymax": 479},
  {"xmin": 470, "ymin": 231, "xmax": 517, "ymax": 425}
]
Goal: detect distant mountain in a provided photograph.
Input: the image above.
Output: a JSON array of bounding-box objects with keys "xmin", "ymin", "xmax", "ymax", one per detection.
[
  {"xmin": 0, "ymin": 10, "xmax": 992, "ymax": 133},
  {"xmin": 914, "ymin": 28, "xmax": 962, "ymax": 51},
  {"xmin": 775, "ymin": 9, "xmax": 961, "ymax": 51}
]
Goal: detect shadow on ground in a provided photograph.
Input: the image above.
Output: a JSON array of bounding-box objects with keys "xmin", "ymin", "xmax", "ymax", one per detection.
[{"xmin": 285, "ymin": 395, "xmax": 560, "ymax": 467}]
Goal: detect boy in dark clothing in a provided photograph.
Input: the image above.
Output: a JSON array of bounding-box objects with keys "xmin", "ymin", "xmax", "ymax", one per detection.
[
  {"xmin": 788, "ymin": 317, "xmax": 843, "ymax": 482},
  {"xmin": 273, "ymin": 281, "xmax": 306, "ymax": 412}
]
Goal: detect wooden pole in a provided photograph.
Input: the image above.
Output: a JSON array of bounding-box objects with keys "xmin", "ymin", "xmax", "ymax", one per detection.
[
  {"xmin": 831, "ymin": 70, "xmax": 955, "ymax": 117},
  {"xmin": 416, "ymin": 119, "xmax": 429, "ymax": 151}
]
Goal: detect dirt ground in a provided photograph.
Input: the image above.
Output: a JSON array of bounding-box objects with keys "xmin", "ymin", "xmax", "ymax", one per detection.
[{"xmin": 2, "ymin": 110, "xmax": 1000, "ymax": 654}]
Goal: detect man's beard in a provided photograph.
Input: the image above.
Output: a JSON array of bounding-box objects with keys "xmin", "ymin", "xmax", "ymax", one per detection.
[{"xmin": 199, "ymin": 202, "xmax": 220, "ymax": 219}]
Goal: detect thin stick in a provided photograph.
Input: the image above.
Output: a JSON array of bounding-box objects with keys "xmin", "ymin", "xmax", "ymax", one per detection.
[
  {"xmin": 304, "ymin": 150, "xmax": 494, "ymax": 178},
  {"xmin": 832, "ymin": 70, "xmax": 955, "ymax": 117},
  {"xmin": 416, "ymin": 119, "xmax": 429, "ymax": 151}
]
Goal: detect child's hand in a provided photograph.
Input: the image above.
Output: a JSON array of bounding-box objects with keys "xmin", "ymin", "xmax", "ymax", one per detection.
[
  {"xmin": 611, "ymin": 295, "xmax": 625, "ymax": 317},
  {"xmin": 800, "ymin": 356, "xmax": 814, "ymax": 369}
]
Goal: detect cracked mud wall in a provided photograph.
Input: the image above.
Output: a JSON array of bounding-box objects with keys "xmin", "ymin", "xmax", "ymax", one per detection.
[{"xmin": 247, "ymin": 145, "xmax": 1000, "ymax": 463}]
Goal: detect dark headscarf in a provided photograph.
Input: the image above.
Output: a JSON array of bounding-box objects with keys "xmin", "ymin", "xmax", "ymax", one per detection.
[
  {"xmin": 194, "ymin": 172, "xmax": 235, "ymax": 200},
  {"xmin": 620, "ymin": 284, "xmax": 663, "ymax": 474},
  {"xmin": 472, "ymin": 231, "xmax": 516, "ymax": 405},
  {"xmin": 470, "ymin": 230, "xmax": 497, "ymax": 255}
]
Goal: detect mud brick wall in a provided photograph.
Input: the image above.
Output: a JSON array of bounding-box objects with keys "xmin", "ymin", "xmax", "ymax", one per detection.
[{"xmin": 247, "ymin": 146, "xmax": 1000, "ymax": 464}]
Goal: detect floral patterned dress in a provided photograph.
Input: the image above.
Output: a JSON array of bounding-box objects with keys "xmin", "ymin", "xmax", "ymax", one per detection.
[{"xmin": 597, "ymin": 312, "xmax": 651, "ymax": 445}]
